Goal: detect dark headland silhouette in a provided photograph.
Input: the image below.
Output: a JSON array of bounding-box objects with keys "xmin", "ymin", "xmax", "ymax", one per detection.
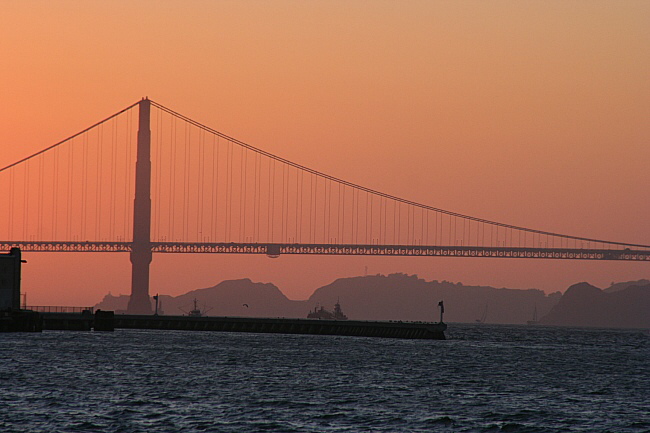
[
  {"xmin": 95, "ymin": 274, "xmax": 649, "ymax": 329},
  {"xmin": 539, "ymin": 281, "xmax": 650, "ymax": 328}
]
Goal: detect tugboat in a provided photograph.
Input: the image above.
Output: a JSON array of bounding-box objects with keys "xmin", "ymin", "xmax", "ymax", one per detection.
[
  {"xmin": 307, "ymin": 299, "xmax": 348, "ymax": 320},
  {"xmin": 180, "ymin": 299, "xmax": 212, "ymax": 317}
]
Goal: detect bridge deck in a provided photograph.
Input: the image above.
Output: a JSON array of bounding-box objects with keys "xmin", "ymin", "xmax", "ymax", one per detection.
[{"xmin": 1, "ymin": 241, "xmax": 649, "ymax": 261}]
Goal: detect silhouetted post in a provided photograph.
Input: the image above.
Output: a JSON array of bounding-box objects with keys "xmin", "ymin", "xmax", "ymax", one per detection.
[
  {"xmin": 127, "ymin": 98, "xmax": 153, "ymax": 314},
  {"xmin": 438, "ymin": 300, "xmax": 444, "ymax": 323},
  {"xmin": 0, "ymin": 248, "xmax": 22, "ymax": 311}
]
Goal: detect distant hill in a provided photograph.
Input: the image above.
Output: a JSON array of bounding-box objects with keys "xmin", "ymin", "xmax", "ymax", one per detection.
[
  {"xmin": 96, "ymin": 275, "xmax": 649, "ymax": 328},
  {"xmin": 95, "ymin": 273, "xmax": 561, "ymax": 325},
  {"xmin": 306, "ymin": 273, "xmax": 559, "ymax": 323},
  {"xmin": 604, "ymin": 279, "xmax": 650, "ymax": 293},
  {"xmin": 539, "ymin": 282, "xmax": 650, "ymax": 328},
  {"xmin": 95, "ymin": 278, "xmax": 307, "ymax": 318}
]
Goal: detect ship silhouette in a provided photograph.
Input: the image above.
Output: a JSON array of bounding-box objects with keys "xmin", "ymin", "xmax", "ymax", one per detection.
[
  {"xmin": 179, "ymin": 299, "xmax": 213, "ymax": 317},
  {"xmin": 307, "ymin": 299, "xmax": 348, "ymax": 320}
]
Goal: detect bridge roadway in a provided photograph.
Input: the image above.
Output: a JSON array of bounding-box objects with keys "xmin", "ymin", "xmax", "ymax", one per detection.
[{"xmin": 2, "ymin": 241, "xmax": 650, "ymax": 261}]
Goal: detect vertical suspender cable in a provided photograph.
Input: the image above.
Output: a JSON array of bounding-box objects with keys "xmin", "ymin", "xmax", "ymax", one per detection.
[
  {"xmin": 253, "ymin": 151, "xmax": 258, "ymax": 241},
  {"xmin": 297, "ymin": 168, "xmax": 302, "ymax": 242},
  {"xmin": 209, "ymin": 134, "xmax": 216, "ymax": 241},
  {"xmin": 52, "ymin": 147, "xmax": 59, "ymax": 239},
  {"xmin": 267, "ymin": 157, "xmax": 272, "ymax": 242},
  {"xmin": 197, "ymin": 130, "xmax": 202, "ymax": 241},
  {"xmin": 82, "ymin": 133, "xmax": 87, "ymax": 239},
  {"xmin": 281, "ymin": 165, "xmax": 285, "ymax": 241},
  {"xmin": 270, "ymin": 158, "xmax": 275, "ymax": 242},
  {"xmin": 352, "ymin": 188, "xmax": 357, "ymax": 244},
  {"xmin": 312, "ymin": 175, "xmax": 316, "ymax": 243},
  {"xmin": 366, "ymin": 192, "xmax": 370, "ymax": 244},
  {"xmin": 434, "ymin": 211, "xmax": 438, "ymax": 246},
  {"xmin": 286, "ymin": 166, "xmax": 290, "ymax": 241},
  {"xmin": 23, "ymin": 162, "xmax": 29, "ymax": 240},
  {"xmin": 393, "ymin": 199, "xmax": 397, "ymax": 245},
  {"xmin": 210, "ymin": 134, "xmax": 216, "ymax": 241},
  {"xmin": 337, "ymin": 182, "xmax": 341, "ymax": 242},
  {"xmin": 242, "ymin": 147, "xmax": 247, "ymax": 242},
  {"xmin": 309, "ymin": 174, "xmax": 314, "ymax": 243},
  {"xmin": 170, "ymin": 118, "xmax": 175, "ymax": 240},
  {"xmin": 182, "ymin": 124, "xmax": 188, "ymax": 240},
  {"xmin": 97, "ymin": 125, "xmax": 103, "ymax": 240},
  {"xmin": 324, "ymin": 177, "xmax": 328, "ymax": 242},
  {"xmin": 8, "ymin": 170, "xmax": 14, "ymax": 239},
  {"xmin": 370, "ymin": 194, "xmax": 375, "ymax": 244},
  {"xmin": 37, "ymin": 155, "xmax": 43, "ymax": 239},
  {"xmin": 110, "ymin": 119, "xmax": 116, "ymax": 240},
  {"xmin": 67, "ymin": 139, "xmax": 74, "ymax": 239},
  {"xmin": 421, "ymin": 208, "xmax": 425, "ymax": 245},
  {"xmin": 225, "ymin": 139, "xmax": 230, "ymax": 242},
  {"xmin": 341, "ymin": 184, "xmax": 345, "ymax": 243},
  {"xmin": 214, "ymin": 136, "xmax": 220, "ymax": 241}
]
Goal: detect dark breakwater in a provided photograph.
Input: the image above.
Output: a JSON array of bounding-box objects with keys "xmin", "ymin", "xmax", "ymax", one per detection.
[
  {"xmin": 28, "ymin": 311, "xmax": 447, "ymax": 340},
  {"xmin": 114, "ymin": 315, "xmax": 446, "ymax": 339}
]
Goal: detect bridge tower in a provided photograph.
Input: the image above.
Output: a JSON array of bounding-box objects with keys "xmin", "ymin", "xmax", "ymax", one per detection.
[{"xmin": 126, "ymin": 98, "xmax": 153, "ymax": 314}]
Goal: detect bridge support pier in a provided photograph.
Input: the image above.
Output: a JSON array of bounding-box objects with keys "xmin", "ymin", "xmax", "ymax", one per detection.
[
  {"xmin": 127, "ymin": 98, "xmax": 153, "ymax": 314},
  {"xmin": 127, "ymin": 248, "xmax": 152, "ymax": 314}
]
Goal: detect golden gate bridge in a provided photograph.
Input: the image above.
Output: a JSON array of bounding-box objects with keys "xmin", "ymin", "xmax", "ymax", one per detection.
[{"xmin": 1, "ymin": 98, "xmax": 648, "ymax": 313}]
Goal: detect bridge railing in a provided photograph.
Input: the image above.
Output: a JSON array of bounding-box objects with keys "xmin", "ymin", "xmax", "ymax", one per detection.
[{"xmin": 25, "ymin": 306, "xmax": 94, "ymax": 314}]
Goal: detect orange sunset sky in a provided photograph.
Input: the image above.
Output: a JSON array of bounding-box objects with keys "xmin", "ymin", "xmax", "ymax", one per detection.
[{"xmin": 1, "ymin": 1, "xmax": 649, "ymax": 307}]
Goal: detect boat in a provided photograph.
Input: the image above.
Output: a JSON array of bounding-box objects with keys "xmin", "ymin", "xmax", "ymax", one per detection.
[
  {"xmin": 527, "ymin": 304, "xmax": 538, "ymax": 325},
  {"xmin": 307, "ymin": 299, "xmax": 348, "ymax": 320},
  {"xmin": 475, "ymin": 304, "xmax": 488, "ymax": 323},
  {"xmin": 180, "ymin": 299, "xmax": 213, "ymax": 317}
]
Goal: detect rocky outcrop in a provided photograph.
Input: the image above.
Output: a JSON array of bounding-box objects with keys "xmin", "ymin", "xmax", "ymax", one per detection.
[{"xmin": 540, "ymin": 282, "xmax": 650, "ymax": 328}]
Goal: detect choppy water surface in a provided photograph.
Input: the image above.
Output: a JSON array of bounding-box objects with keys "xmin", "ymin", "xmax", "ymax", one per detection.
[{"xmin": 1, "ymin": 324, "xmax": 649, "ymax": 432}]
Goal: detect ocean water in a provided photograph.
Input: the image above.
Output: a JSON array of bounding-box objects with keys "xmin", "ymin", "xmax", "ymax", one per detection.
[{"xmin": 1, "ymin": 324, "xmax": 649, "ymax": 432}]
